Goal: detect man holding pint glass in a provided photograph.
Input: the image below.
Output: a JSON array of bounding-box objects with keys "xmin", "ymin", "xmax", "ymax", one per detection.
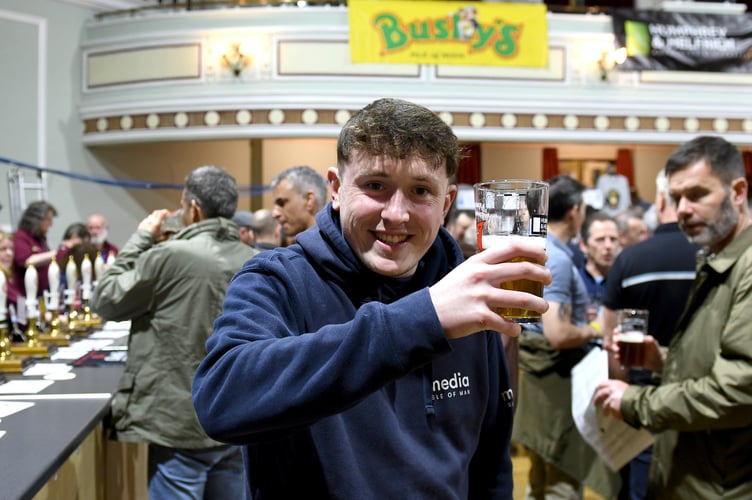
[
  {"xmin": 595, "ymin": 136, "xmax": 752, "ymax": 498},
  {"xmin": 193, "ymin": 98, "xmax": 551, "ymax": 498}
]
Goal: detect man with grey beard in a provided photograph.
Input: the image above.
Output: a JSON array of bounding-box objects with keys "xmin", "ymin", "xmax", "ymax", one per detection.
[
  {"xmin": 601, "ymin": 168, "xmax": 699, "ymax": 500},
  {"xmin": 595, "ymin": 136, "xmax": 752, "ymax": 499},
  {"xmin": 87, "ymin": 213, "xmax": 119, "ymax": 261}
]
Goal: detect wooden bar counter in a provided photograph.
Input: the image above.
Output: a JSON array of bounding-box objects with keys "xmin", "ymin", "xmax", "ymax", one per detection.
[{"xmin": 0, "ymin": 353, "xmax": 147, "ymax": 499}]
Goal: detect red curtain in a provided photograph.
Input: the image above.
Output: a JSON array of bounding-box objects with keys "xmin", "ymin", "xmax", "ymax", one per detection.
[
  {"xmin": 542, "ymin": 147, "xmax": 559, "ymax": 180},
  {"xmin": 457, "ymin": 143, "xmax": 480, "ymax": 185},
  {"xmin": 615, "ymin": 148, "xmax": 634, "ymax": 186},
  {"xmin": 744, "ymin": 151, "xmax": 752, "ymax": 185}
]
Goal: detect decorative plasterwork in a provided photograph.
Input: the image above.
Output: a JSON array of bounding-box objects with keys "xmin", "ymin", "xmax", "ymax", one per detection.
[
  {"xmin": 86, "ymin": 43, "xmax": 201, "ymax": 87},
  {"xmin": 60, "ymin": 0, "xmax": 159, "ymax": 11},
  {"xmin": 78, "ymin": 9, "xmax": 752, "ymax": 145},
  {"xmin": 82, "ymin": 108, "xmax": 752, "ymax": 145}
]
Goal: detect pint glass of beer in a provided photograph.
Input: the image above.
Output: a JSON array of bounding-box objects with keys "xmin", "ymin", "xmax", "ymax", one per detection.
[
  {"xmin": 474, "ymin": 180, "xmax": 548, "ymax": 323},
  {"xmin": 616, "ymin": 309, "xmax": 649, "ymax": 367}
]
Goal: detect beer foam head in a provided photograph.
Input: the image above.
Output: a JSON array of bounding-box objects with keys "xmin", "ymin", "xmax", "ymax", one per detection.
[
  {"xmin": 617, "ymin": 331, "xmax": 645, "ymax": 343},
  {"xmin": 481, "ymin": 234, "xmax": 546, "ymax": 250}
]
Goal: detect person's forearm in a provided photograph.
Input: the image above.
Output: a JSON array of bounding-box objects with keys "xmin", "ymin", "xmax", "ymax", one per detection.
[
  {"xmin": 194, "ymin": 284, "xmax": 449, "ymax": 443},
  {"xmin": 542, "ymin": 301, "xmax": 599, "ymax": 349},
  {"xmin": 545, "ymin": 322, "xmax": 599, "ymax": 350},
  {"xmin": 25, "ymin": 249, "xmax": 56, "ymax": 267}
]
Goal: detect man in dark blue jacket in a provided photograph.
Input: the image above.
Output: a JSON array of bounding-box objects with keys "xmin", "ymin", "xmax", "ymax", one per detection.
[{"xmin": 192, "ymin": 98, "xmax": 551, "ymax": 499}]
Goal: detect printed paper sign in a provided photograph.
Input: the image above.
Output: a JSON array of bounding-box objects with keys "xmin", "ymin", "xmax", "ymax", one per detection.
[{"xmin": 349, "ymin": 1, "xmax": 548, "ymax": 67}]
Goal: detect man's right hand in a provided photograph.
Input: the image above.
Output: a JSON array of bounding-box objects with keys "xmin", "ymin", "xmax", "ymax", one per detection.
[
  {"xmin": 137, "ymin": 209, "xmax": 171, "ymax": 240},
  {"xmin": 430, "ymin": 237, "xmax": 551, "ymax": 339},
  {"xmin": 606, "ymin": 333, "xmax": 665, "ymax": 373}
]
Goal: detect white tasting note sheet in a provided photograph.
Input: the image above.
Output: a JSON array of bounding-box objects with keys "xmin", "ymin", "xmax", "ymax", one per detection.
[
  {"xmin": 23, "ymin": 363, "xmax": 73, "ymax": 377},
  {"xmin": 0, "ymin": 379, "xmax": 54, "ymax": 395},
  {"xmin": 0, "ymin": 401, "xmax": 34, "ymax": 418},
  {"xmin": 571, "ymin": 347, "xmax": 654, "ymax": 471}
]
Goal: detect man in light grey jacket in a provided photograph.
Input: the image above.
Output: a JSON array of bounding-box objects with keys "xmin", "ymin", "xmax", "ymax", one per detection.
[{"xmin": 93, "ymin": 165, "xmax": 258, "ymax": 500}]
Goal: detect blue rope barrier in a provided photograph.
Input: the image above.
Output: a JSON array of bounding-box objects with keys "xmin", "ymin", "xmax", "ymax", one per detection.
[{"xmin": 0, "ymin": 156, "xmax": 269, "ymax": 196}]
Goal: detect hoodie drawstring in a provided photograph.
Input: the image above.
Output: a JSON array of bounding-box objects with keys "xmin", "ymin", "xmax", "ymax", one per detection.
[{"xmin": 423, "ymin": 364, "xmax": 435, "ymax": 417}]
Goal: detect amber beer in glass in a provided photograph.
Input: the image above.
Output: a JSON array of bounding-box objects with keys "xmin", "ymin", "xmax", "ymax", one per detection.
[
  {"xmin": 616, "ymin": 309, "xmax": 649, "ymax": 368},
  {"xmin": 474, "ymin": 180, "xmax": 549, "ymax": 323}
]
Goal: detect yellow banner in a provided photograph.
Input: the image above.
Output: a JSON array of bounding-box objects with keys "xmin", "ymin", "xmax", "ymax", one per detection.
[{"xmin": 348, "ymin": 0, "xmax": 548, "ymax": 67}]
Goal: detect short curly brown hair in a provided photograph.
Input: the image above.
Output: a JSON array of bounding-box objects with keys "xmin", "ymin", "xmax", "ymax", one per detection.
[{"xmin": 337, "ymin": 98, "xmax": 461, "ymax": 179}]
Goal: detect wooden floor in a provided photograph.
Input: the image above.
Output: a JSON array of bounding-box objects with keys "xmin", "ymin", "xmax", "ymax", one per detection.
[{"xmin": 512, "ymin": 447, "xmax": 604, "ymax": 500}]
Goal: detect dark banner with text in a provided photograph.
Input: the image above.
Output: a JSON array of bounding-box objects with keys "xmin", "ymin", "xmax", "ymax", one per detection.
[{"xmin": 612, "ymin": 9, "xmax": 752, "ymax": 72}]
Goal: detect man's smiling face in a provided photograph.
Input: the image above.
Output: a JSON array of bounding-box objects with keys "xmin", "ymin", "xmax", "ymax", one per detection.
[{"xmin": 329, "ymin": 153, "xmax": 455, "ymax": 278}]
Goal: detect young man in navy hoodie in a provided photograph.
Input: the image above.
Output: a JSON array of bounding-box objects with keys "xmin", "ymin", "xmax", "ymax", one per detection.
[{"xmin": 192, "ymin": 98, "xmax": 552, "ymax": 499}]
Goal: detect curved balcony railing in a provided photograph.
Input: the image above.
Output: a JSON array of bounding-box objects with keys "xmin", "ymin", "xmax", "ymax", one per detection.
[
  {"xmin": 83, "ymin": 1, "xmax": 752, "ymax": 146},
  {"xmin": 95, "ymin": 0, "xmax": 615, "ymax": 20}
]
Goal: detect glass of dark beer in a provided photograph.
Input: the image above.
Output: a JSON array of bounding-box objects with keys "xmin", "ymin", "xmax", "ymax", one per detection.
[
  {"xmin": 474, "ymin": 180, "xmax": 549, "ymax": 323},
  {"xmin": 616, "ymin": 309, "xmax": 649, "ymax": 367}
]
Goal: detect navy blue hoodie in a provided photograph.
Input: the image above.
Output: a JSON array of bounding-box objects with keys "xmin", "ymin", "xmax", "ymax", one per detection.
[{"xmin": 193, "ymin": 204, "xmax": 514, "ymax": 499}]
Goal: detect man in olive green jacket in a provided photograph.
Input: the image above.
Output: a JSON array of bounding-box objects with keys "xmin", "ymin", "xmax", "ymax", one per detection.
[
  {"xmin": 93, "ymin": 166, "xmax": 258, "ymax": 499},
  {"xmin": 596, "ymin": 136, "xmax": 752, "ymax": 499}
]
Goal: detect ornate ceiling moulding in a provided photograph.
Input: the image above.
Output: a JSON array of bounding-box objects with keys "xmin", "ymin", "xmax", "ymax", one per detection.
[{"xmin": 82, "ymin": 108, "xmax": 752, "ymax": 144}]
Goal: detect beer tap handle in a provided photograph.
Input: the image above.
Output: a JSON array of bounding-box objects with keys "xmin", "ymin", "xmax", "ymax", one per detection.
[{"xmin": 8, "ymin": 304, "xmax": 26, "ymax": 343}]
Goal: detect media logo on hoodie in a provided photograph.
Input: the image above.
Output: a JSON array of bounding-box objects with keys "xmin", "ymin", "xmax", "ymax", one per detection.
[
  {"xmin": 431, "ymin": 371, "xmax": 471, "ymax": 401},
  {"xmin": 431, "ymin": 371, "xmax": 515, "ymax": 408}
]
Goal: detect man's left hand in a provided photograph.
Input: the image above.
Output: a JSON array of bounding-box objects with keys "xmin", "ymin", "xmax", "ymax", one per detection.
[{"xmin": 593, "ymin": 379, "xmax": 628, "ymax": 419}]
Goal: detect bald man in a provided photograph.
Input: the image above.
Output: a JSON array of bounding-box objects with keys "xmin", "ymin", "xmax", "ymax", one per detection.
[
  {"xmin": 87, "ymin": 213, "xmax": 119, "ymax": 261},
  {"xmin": 250, "ymin": 209, "xmax": 280, "ymax": 250}
]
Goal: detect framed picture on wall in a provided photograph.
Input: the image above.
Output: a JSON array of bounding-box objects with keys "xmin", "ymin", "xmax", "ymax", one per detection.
[
  {"xmin": 558, "ymin": 159, "xmax": 613, "ymax": 187},
  {"xmin": 558, "ymin": 160, "xmax": 582, "ymax": 181},
  {"xmin": 583, "ymin": 160, "xmax": 612, "ymax": 187}
]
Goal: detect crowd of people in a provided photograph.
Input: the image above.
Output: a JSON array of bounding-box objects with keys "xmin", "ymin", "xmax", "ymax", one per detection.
[
  {"xmin": 441, "ymin": 137, "xmax": 752, "ymax": 499},
  {"xmin": 2, "ymin": 99, "xmax": 751, "ymax": 499},
  {"xmin": 0, "ymin": 207, "xmax": 119, "ymax": 326},
  {"xmin": 0, "ymin": 162, "xmax": 327, "ymax": 322}
]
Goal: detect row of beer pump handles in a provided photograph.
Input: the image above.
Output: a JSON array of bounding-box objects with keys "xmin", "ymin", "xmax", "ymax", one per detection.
[{"xmin": 0, "ymin": 252, "xmax": 113, "ymax": 369}]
